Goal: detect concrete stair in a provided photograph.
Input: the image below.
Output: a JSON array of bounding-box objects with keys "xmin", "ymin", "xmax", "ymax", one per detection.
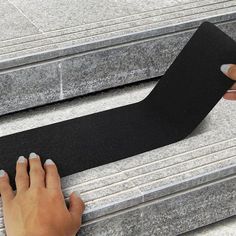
[
  {"xmin": 0, "ymin": 0, "xmax": 236, "ymax": 235},
  {"xmin": 1, "ymin": 0, "xmax": 236, "ymax": 115}
]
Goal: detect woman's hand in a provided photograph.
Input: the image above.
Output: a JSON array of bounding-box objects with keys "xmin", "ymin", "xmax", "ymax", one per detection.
[
  {"xmin": 221, "ymin": 64, "xmax": 236, "ymax": 100},
  {"xmin": 0, "ymin": 153, "xmax": 85, "ymax": 236}
]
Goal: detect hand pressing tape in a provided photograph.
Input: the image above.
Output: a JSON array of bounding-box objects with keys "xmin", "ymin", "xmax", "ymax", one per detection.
[{"xmin": 0, "ymin": 22, "xmax": 235, "ymax": 189}]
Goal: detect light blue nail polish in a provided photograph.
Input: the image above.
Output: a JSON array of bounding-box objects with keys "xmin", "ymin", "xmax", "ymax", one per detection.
[
  {"xmin": 29, "ymin": 152, "xmax": 38, "ymax": 159},
  {"xmin": 73, "ymin": 190, "xmax": 81, "ymax": 198},
  {"xmin": 0, "ymin": 170, "xmax": 5, "ymax": 177},
  {"xmin": 220, "ymin": 64, "xmax": 231, "ymax": 74},
  {"xmin": 17, "ymin": 156, "xmax": 26, "ymax": 163},
  {"xmin": 45, "ymin": 159, "xmax": 54, "ymax": 165}
]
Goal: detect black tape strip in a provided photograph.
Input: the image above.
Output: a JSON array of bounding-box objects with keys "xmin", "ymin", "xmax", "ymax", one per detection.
[{"xmin": 0, "ymin": 22, "xmax": 235, "ymax": 189}]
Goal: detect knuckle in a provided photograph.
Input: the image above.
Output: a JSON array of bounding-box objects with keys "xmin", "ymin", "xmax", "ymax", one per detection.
[
  {"xmin": 46, "ymin": 167, "xmax": 59, "ymax": 177},
  {"xmin": 30, "ymin": 187, "xmax": 45, "ymax": 196},
  {"xmin": 16, "ymin": 163, "xmax": 26, "ymax": 168},
  {"xmin": 0, "ymin": 183, "xmax": 10, "ymax": 192},
  {"xmin": 30, "ymin": 168, "xmax": 45, "ymax": 177},
  {"xmin": 77, "ymin": 198, "xmax": 85, "ymax": 212},
  {"xmin": 0, "ymin": 178, "xmax": 8, "ymax": 185},
  {"xmin": 0, "ymin": 176, "xmax": 7, "ymax": 181},
  {"xmin": 45, "ymin": 165, "xmax": 58, "ymax": 172},
  {"xmin": 15, "ymin": 174, "xmax": 28, "ymax": 182},
  {"xmin": 47, "ymin": 171, "xmax": 59, "ymax": 179}
]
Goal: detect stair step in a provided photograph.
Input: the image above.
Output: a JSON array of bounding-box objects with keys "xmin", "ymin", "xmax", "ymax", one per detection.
[
  {"xmin": 1, "ymin": 0, "xmax": 236, "ymax": 116},
  {"xmin": 0, "ymin": 79, "xmax": 235, "ymax": 235}
]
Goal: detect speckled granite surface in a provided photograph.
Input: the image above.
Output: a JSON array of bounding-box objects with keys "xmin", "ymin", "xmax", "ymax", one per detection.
[
  {"xmin": 185, "ymin": 215, "xmax": 236, "ymax": 235},
  {"xmin": 0, "ymin": 80, "xmax": 235, "ymax": 235},
  {"xmin": 1, "ymin": 0, "xmax": 236, "ymax": 115}
]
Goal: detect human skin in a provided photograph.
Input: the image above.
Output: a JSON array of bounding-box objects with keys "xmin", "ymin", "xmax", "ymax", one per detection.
[
  {"xmin": 221, "ymin": 64, "xmax": 236, "ymax": 100},
  {"xmin": 0, "ymin": 153, "xmax": 85, "ymax": 236}
]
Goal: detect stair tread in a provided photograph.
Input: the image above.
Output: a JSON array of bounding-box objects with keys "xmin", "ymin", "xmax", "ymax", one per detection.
[
  {"xmin": 1, "ymin": 0, "xmax": 236, "ymax": 69},
  {"xmin": 0, "ymin": 80, "xmax": 235, "ymax": 227}
]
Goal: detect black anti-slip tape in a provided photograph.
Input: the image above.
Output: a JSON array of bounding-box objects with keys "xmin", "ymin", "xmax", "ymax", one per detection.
[{"xmin": 0, "ymin": 22, "xmax": 235, "ymax": 189}]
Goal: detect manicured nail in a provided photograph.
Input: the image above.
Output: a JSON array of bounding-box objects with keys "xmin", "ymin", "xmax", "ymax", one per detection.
[
  {"xmin": 29, "ymin": 152, "xmax": 38, "ymax": 159},
  {"xmin": 227, "ymin": 89, "xmax": 236, "ymax": 93},
  {"xmin": 17, "ymin": 156, "xmax": 26, "ymax": 163},
  {"xmin": 45, "ymin": 159, "xmax": 54, "ymax": 165},
  {"xmin": 73, "ymin": 190, "xmax": 81, "ymax": 198},
  {"xmin": 0, "ymin": 170, "xmax": 5, "ymax": 177},
  {"xmin": 220, "ymin": 64, "xmax": 231, "ymax": 75}
]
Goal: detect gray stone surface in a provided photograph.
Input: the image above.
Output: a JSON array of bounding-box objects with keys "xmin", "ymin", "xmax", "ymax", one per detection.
[
  {"xmin": 78, "ymin": 176, "xmax": 236, "ymax": 236},
  {"xmin": 141, "ymin": 175, "xmax": 236, "ymax": 236},
  {"xmin": 0, "ymin": 79, "xmax": 235, "ymax": 235},
  {"xmin": 78, "ymin": 208, "xmax": 143, "ymax": 236},
  {"xmin": 1, "ymin": 0, "xmax": 236, "ymax": 115},
  {"xmin": 8, "ymin": 0, "xmax": 194, "ymax": 32},
  {"xmin": 1, "ymin": 0, "xmax": 236, "ymax": 64},
  {"xmin": 0, "ymin": 62, "xmax": 61, "ymax": 115},
  {"xmin": 0, "ymin": 0, "xmax": 40, "ymax": 41},
  {"xmin": 60, "ymin": 34, "xmax": 176, "ymax": 99},
  {"xmin": 184, "ymin": 216, "xmax": 236, "ymax": 235}
]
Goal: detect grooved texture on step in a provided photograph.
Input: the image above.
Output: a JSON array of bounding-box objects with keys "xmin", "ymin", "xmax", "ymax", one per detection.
[{"xmin": 1, "ymin": 0, "xmax": 236, "ymax": 64}]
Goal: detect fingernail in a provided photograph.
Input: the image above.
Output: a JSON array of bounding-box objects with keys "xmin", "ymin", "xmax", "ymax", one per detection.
[
  {"xmin": 73, "ymin": 190, "xmax": 81, "ymax": 198},
  {"xmin": 220, "ymin": 64, "xmax": 231, "ymax": 75},
  {"xmin": 0, "ymin": 170, "xmax": 5, "ymax": 177},
  {"xmin": 227, "ymin": 89, "xmax": 236, "ymax": 93},
  {"xmin": 17, "ymin": 156, "xmax": 26, "ymax": 163},
  {"xmin": 45, "ymin": 159, "xmax": 54, "ymax": 165},
  {"xmin": 29, "ymin": 152, "xmax": 38, "ymax": 159}
]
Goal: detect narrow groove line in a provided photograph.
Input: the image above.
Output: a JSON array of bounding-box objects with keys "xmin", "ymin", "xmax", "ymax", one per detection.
[
  {"xmin": 127, "ymin": 149, "xmax": 236, "ymax": 183},
  {"xmin": 63, "ymin": 178, "xmax": 132, "ymax": 197},
  {"xmin": 133, "ymin": 155, "xmax": 236, "ymax": 189}
]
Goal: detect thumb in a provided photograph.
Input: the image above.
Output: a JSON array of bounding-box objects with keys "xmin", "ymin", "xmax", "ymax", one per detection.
[
  {"xmin": 220, "ymin": 64, "xmax": 236, "ymax": 81},
  {"xmin": 69, "ymin": 191, "xmax": 85, "ymax": 227},
  {"xmin": 221, "ymin": 64, "xmax": 236, "ymax": 100}
]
